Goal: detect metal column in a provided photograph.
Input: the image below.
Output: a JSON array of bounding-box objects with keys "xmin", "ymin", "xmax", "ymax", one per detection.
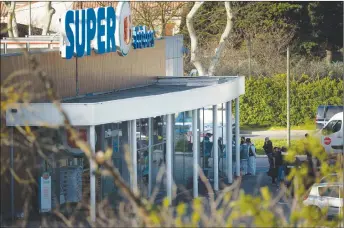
[
  {"xmin": 226, "ymin": 101, "xmax": 233, "ymax": 183},
  {"xmin": 213, "ymin": 105, "xmax": 219, "ymax": 191},
  {"xmin": 130, "ymin": 120, "xmax": 137, "ymax": 193},
  {"xmin": 235, "ymin": 98, "xmax": 240, "ymax": 176},
  {"xmin": 166, "ymin": 114, "xmax": 173, "ymax": 203},
  {"xmin": 100, "ymin": 125, "xmax": 105, "ymax": 201},
  {"xmin": 192, "ymin": 109, "xmax": 199, "ymax": 197},
  {"xmin": 148, "ymin": 118, "xmax": 153, "ymax": 197},
  {"xmin": 89, "ymin": 125, "xmax": 96, "ymax": 222},
  {"xmin": 197, "ymin": 109, "xmax": 201, "ymax": 167},
  {"xmin": 10, "ymin": 127, "xmax": 14, "ymax": 221}
]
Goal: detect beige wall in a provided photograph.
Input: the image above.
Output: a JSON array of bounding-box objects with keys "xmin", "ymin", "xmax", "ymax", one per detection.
[
  {"xmin": 0, "ymin": 39, "xmax": 166, "ymax": 220},
  {"xmin": 1, "ymin": 39, "xmax": 166, "ymax": 100}
]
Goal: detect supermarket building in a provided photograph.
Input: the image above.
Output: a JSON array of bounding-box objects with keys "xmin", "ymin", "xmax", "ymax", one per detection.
[{"xmin": 1, "ymin": 3, "xmax": 245, "ymax": 222}]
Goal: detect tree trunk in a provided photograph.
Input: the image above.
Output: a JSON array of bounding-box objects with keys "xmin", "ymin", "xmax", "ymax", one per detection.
[
  {"xmin": 5, "ymin": 2, "xmax": 18, "ymax": 38},
  {"xmin": 186, "ymin": 2, "xmax": 206, "ymax": 76},
  {"xmin": 42, "ymin": 2, "xmax": 56, "ymax": 35},
  {"xmin": 207, "ymin": 2, "xmax": 233, "ymax": 76},
  {"xmin": 325, "ymin": 50, "xmax": 333, "ymax": 64},
  {"xmin": 12, "ymin": 11, "xmax": 18, "ymax": 37},
  {"xmin": 186, "ymin": 2, "xmax": 234, "ymax": 77}
]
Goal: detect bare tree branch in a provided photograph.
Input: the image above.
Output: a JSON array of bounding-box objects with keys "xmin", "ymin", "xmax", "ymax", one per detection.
[
  {"xmin": 208, "ymin": 2, "xmax": 233, "ymax": 76},
  {"xmin": 42, "ymin": 2, "xmax": 56, "ymax": 35},
  {"xmin": 186, "ymin": 2, "xmax": 206, "ymax": 76},
  {"xmin": 5, "ymin": 1, "xmax": 18, "ymax": 37}
]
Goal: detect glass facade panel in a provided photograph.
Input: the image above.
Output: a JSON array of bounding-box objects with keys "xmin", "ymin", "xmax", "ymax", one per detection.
[{"xmin": 174, "ymin": 111, "xmax": 193, "ymax": 189}]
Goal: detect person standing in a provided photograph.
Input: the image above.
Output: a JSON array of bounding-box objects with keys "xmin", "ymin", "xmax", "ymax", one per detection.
[
  {"xmin": 240, "ymin": 138, "xmax": 249, "ymax": 175},
  {"xmin": 232, "ymin": 138, "xmax": 237, "ymax": 176},
  {"xmin": 263, "ymin": 137, "xmax": 274, "ymax": 168},
  {"xmin": 274, "ymin": 147, "xmax": 284, "ymax": 188},
  {"xmin": 246, "ymin": 138, "xmax": 257, "ymax": 176}
]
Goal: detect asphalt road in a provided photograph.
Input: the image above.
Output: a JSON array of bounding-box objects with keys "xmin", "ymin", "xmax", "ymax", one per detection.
[
  {"xmin": 141, "ymin": 155, "xmax": 293, "ymax": 225},
  {"xmin": 192, "ymin": 127, "xmax": 311, "ymax": 144}
]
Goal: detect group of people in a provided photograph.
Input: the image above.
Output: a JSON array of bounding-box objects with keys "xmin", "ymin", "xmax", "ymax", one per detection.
[
  {"xmin": 233, "ymin": 137, "xmax": 257, "ymax": 176},
  {"xmin": 263, "ymin": 137, "xmax": 287, "ymax": 187}
]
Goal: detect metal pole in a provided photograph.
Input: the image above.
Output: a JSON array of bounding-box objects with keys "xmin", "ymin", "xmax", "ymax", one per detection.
[
  {"xmin": 182, "ymin": 113, "xmax": 185, "ymax": 184},
  {"xmin": 213, "ymin": 105, "xmax": 219, "ymax": 191},
  {"xmin": 29, "ymin": 2, "xmax": 32, "ymax": 36},
  {"xmin": 89, "ymin": 125, "xmax": 96, "ymax": 222},
  {"xmin": 192, "ymin": 109, "xmax": 199, "ymax": 197},
  {"xmin": 148, "ymin": 118, "xmax": 153, "ymax": 197},
  {"xmin": 100, "ymin": 125, "xmax": 105, "ymax": 201},
  {"xmin": 248, "ymin": 36, "xmax": 252, "ymax": 78},
  {"xmin": 287, "ymin": 47, "xmax": 291, "ymax": 147},
  {"xmin": 130, "ymin": 119, "xmax": 137, "ymax": 193},
  {"xmin": 235, "ymin": 98, "xmax": 240, "ymax": 176},
  {"xmin": 10, "ymin": 127, "xmax": 14, "ymax": 221},
  {"xmin": 202, "ymin": 108, "xmax": 205, "ymax": 169},
  {"xmin": 197, "ymin": 109, "xmax": 201, "ymax": 167},
  {"xmin": 166, "ymin": 114, "xmax": 173, "ymax": 203},
  {"xmin": 226, "ymin": 101, "xmax": 233, "ymax": 184}
]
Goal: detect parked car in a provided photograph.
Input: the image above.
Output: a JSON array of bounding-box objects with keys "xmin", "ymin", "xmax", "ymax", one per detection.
[
  {"xmin": 316, "ymin": 105, "xmax": 343, "ymax": 129},
  {"xmin": 318, "ymin": 112, "xmax": 343, "ymax": 154},
  {"xmin": 303, "ymin": 182, "xmax": 343, "ymax": 218}
]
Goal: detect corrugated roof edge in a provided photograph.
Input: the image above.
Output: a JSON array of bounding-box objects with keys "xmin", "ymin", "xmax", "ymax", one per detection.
[{"xmin": 61, "ymin": 79, "xmax": 158, "ymax": 102}]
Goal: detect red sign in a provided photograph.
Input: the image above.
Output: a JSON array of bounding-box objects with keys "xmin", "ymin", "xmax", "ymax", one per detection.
[
  {"xmin": 67, "ymin": 129, "xmax": 88, "ymax": 148},
  {"xmin": 324, "ymin": 137, "xmax": 331, "ymax": 145},
  {"xmin": 42, "ymin": 172, "xmax": 49, "ymax": 180}
]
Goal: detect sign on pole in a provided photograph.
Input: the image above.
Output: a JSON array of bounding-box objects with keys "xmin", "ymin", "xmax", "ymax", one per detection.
[{"xmin": 40, "ymin": 172, "xmax": 52, "ymax": 213}]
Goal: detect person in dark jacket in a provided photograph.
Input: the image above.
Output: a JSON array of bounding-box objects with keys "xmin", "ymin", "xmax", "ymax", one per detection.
[
  {"xmin": 274, "ymin": 147, "xmax": 284, "ymax": 187},
  {"xmin": 241, "ymin": 136, "xmax": 246, "ymax": 145},
  {"xmin": 263, "ymin": 137, "xmax": 274, "ymax": 168}
]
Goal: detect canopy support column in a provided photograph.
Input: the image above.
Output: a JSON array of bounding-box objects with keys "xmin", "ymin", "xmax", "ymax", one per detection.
[
  {"xmin": 235, "ymin": 98, "xmax": 240, "ymax": 176},
  {"xmin": 192, "ymin": 109, "xmax": 199, "ymax": 197},
  {"xmin": 226, "ymin": 101, "xmax": 233, "ymax": 183},
  {"xmin": 166, "ymin": 114, "xmax": 173, "ymax": 203},
  {"xmin": 148, "ymin": 118, "xmax": 153, "ymax": 197},
  {"xmin": 213, "ymin": 105, "xmax": 219, "ymax": 191},
  {"xmin": 89, "ymin": 125, "xmax": 96, "ymax": 222},
  {"xmin": 130, "ymin": 119, "xmax": 138, "ymax": 193}
]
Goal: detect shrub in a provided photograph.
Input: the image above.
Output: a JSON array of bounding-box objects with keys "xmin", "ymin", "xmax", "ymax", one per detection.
[{"xmin": 239, "ymin": 75, "xmax": 343, "ymax": 127}]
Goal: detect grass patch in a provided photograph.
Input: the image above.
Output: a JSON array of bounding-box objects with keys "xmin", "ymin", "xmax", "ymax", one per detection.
[
  {"xmin": 241, "ymin": 120, "xmax": 316, "ymax": 131},
  {"xmin": 252, "ymin": 139, "xmax": 301, "ymax": 155}
]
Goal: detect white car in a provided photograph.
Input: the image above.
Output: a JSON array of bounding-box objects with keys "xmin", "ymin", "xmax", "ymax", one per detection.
[
  {"xmin": 318, "ymin": 112, "xmax": 343, "ymax": 154},
  {"xmin": 303, "ymin": 182, "xmax": 343, "ymax": 218}
]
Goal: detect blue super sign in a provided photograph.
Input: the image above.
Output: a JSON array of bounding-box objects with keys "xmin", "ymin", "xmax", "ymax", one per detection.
[{"xmin": 60, "ymin": 4, "xmax": 155, "ymax": 59}]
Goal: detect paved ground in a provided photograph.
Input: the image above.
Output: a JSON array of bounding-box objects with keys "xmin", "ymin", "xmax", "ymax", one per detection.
[
  {"xmin": 4, "ymin": 156, "xmax": 290, "ymax": 227},
  {"xmin": 241, "ymin": 129, "xmax": 312, "ymax": 140},
  {"xmin": 202, "ymin": 127, "xmax": 311, "ymax": 144}
]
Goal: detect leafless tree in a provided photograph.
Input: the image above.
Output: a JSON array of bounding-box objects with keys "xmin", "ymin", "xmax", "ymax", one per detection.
[
  {"xmin": 4, "ymin": 1, "xmax": 18, "ymax": 37},
  {"xmin": 186, "ymin": 2, "xmax": 233, "ymax": 76},
  {"xmin": 42, "ymin": 2, "xmax": 55, "ymax": 35},
  {"xmin": 131, "ymin": 2, "xmax": 186, "ymax": 37}
]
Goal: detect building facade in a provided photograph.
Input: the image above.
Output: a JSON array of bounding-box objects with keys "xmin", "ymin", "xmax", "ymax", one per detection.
[{"xmin": 1, "ymin": 3, "xmax": 244, "ymax": 222}]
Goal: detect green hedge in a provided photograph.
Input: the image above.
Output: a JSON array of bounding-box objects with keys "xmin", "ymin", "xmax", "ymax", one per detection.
[{"xmin": 239, "ymin": 75, "xmax": 343, "ymax": 126}]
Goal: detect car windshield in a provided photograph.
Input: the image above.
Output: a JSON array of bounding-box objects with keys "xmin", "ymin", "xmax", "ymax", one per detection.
[
  {"xmin": 317, "ymin": 106, "xmax": 325, "ymax": 119},
  {"xmin": 326, "ymin": 106, "xmax": 343, "ymax": 119}
]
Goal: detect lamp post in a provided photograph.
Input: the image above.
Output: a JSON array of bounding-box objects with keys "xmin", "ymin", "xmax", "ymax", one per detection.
[{"xmin": 287, "ymin": 47, "xmax": 290, "ymax": 147}]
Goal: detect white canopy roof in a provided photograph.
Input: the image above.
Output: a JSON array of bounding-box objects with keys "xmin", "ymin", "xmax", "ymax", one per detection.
[{"xmin": 6, "ymin": 76, "xmax": 245, "ymax": 126}]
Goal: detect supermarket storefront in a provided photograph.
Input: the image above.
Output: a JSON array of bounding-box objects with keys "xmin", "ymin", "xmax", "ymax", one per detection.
[{"xmin": 2, "ymin": 2, "xmax": 245, "ymax": 222}]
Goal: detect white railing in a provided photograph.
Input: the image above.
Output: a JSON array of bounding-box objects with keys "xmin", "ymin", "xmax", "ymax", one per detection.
[{"xmin": 1, "ymin": 35, "xmax": 60, "ymax": 54}]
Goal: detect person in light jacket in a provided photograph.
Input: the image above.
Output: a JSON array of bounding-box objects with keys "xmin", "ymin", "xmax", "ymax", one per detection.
[
  {"xmin": 246, "ymin": 138, "xmax": 257, "ymax": 176},
  {"xmin": 240, "ymin": 139, "xmax": 249, "ymax": 175}
]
